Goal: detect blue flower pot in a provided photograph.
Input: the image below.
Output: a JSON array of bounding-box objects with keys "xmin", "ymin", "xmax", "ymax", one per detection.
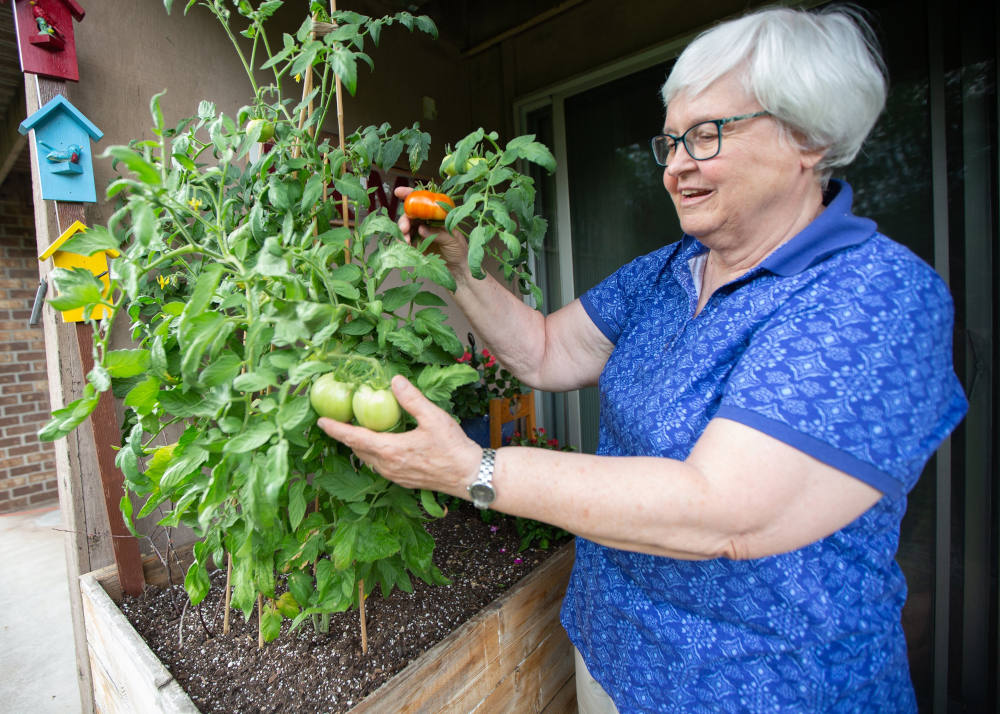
[{"xmin": 461, "ymin": 415, "xmax": 515, "ymax": 447}]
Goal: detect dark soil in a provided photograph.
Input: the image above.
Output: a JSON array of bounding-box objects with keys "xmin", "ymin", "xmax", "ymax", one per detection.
[{"xmin": 119, "ymin": 503, "xmax": 569, "ymax": 713}]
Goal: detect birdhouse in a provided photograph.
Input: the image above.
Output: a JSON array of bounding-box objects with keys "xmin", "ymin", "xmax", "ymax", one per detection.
[
  {"xmin": 12, "ymin": 0, "xmax": 86, "ymax": 82},
  {"xmin": 19, "ymin": 94, "xmax": 102, "ymax": 203},
  {"xmin": 39, "ymin": 220, "xmax": 118, "ymax": 322}
]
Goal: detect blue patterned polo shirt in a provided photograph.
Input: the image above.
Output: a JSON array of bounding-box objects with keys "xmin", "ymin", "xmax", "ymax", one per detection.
[{"xmin": 563, "ymin": 180, "xmax": 968, "ymax": 712}]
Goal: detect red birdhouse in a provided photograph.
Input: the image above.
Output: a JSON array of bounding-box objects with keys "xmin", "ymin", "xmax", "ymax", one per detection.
[{"xmin": 12, "ymin": 0, "xmax": 86, "ymax": 82}]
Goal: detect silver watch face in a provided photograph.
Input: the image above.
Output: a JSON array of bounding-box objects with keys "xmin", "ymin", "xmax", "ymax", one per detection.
[{"xmin": 468, "ymin": 482, "xmax": 496, "ymax": 508}]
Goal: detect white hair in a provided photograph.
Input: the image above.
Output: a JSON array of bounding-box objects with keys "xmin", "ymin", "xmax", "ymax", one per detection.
[{"xmin": 661, "ymin": 5, "xmax": 888, "ymax": 180}]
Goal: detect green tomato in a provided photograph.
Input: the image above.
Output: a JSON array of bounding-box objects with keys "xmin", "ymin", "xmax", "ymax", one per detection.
[
  {"xmin": 440, "ymin": 153, "xmax": 487, "ymax": 177},
  {"xmin": 440, "ymin": 153, "xmax": 460, "ymax": 177},
  {"xmin": 352, "ymin": 384, "xmax": 401, "ymax": 432},
  {"xmin": 246, "ymin": 118, "xmax": 275, "ymax": 142},
  {"xmin": 310, "ymin": 373, "xmax": 354, "ymax": 422}
]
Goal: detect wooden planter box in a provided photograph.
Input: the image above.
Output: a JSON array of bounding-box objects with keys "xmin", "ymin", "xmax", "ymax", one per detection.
[{"xmin": 80, "ymin": 542, "xmax": 576, "ymax": 713}]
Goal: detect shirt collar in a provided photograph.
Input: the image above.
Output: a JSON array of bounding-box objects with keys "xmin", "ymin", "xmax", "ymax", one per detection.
[{"xmin": 677, "ymin": 180, "xmax": 877, "ymax": 277}]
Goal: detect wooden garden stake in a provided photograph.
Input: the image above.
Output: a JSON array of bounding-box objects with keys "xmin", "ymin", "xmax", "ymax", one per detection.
[
  {"xmin": 332, "ymin": 0, "xmax": 351, "ymax": 261},
  {"xmin": 359, "ymin": 579, "xmax": 368, "ymax": 653},
  {"xmin": 257, "ymin": 594, "xmax": 264, "ymax": 649},
  {"xmin": 223, "ymin": 552, "xmax": 232, "ymax": 635},
  {"xmin": 324, "ymin": 0, "xmax": 367, "ymax": 652}
]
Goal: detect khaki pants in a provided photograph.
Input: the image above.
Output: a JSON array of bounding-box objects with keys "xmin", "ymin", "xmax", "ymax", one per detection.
[{"xmin": 574, "ymin": 648, "xmax": 619, "ymax": 714}]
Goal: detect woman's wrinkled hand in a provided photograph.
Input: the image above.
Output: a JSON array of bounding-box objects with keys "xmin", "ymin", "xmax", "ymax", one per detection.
[
  {"xmin": 395, "ymin": 186, "xmax": 470, "ymax": 271},
  {"xmin": 316, "ymin": 374, "xmax": 482, "ymax": 498}
]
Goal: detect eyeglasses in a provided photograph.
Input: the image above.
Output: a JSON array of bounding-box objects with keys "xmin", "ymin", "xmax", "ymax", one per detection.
[{"xmin": 650, "ymin": 111, "xmax": 771, "ymax": 167}]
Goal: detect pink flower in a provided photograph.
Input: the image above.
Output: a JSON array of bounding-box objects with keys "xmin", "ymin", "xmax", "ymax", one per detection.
[
  {"xmin": 484, "ymin": 354, "xmax": 496, "ymax": 368},
  {"xmin": 499, "ymin": 547, "xmax": 507, "ymax": 554},
  {"xmin": 514, "ymin": 557, "xmax": 523, "ymax": 565},
  {"xmin": 457, "ymin": 351, "xmax": 472, "ymax": 363},
  {"xmin": 490, "ymin": 525, "xmax": 499, "ymax": 533}
]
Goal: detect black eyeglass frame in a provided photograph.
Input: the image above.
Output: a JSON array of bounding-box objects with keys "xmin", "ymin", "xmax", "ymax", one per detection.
[{"xmin": 650, "ymin": 111, "xmax": 771, "ymax": 167}]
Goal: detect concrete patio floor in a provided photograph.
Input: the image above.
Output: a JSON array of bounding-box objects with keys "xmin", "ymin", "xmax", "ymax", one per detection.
[{"xmin": 0, "ymin": 503, "xmax": 82, "ymax": 713}]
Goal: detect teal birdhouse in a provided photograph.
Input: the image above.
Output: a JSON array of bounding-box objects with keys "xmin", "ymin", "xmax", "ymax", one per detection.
[{"xmin": 19, "ymin": 94, "xmax": 102, "ymax": 203}]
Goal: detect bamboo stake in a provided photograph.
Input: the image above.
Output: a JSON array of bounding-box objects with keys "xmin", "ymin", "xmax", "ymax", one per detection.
[
  {"xmin": 223, "ymin": 553, "xmax": 232, "ymax": 635},
  {"xmin": 257, "ymin": 594, "xmax": 264, "ymax": 649},
  {"xmin": 359, "ymin": 579, "xmax": 368, "ymax": 654},
  {"xmin": 330, "ymin": 2, "xmax": 366, "ymax": 654}
]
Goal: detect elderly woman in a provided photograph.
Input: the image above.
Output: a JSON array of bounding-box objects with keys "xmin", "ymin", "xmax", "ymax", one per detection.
[{"xmin": 319, "ymin": 6, "xmax": 968, "ymax": 712}]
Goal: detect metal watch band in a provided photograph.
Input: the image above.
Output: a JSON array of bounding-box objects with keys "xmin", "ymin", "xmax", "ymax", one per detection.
[{"xmin": 467, "ymin": 447, "xmax": 497, "ymax": 510}]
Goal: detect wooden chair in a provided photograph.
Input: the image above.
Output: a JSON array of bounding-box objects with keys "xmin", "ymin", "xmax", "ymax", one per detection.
[{"xmin": 488, "ymin": 391, "xmax": 536, "ymax": 448}]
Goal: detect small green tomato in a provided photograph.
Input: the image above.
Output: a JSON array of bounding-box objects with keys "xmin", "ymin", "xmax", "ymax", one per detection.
[{"xmin": 246, "ymin": 118, "xmax": 275, "ymax": 142}]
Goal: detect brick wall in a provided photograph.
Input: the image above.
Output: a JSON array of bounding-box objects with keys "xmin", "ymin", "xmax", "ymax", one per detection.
[{"xmin": 0, "ymin": 170, "xmax": 58, "ymax": 513}]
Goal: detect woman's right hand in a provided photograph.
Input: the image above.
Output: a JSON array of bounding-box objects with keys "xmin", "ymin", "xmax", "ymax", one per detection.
[{"xmin": 395, "ymin": 186, "xmax": 471, "ymax": 273}]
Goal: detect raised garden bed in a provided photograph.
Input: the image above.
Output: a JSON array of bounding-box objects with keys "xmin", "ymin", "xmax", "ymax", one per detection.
[{"xmin": 80, "ymin": 506, "xmax": 576, "ymax": 713}]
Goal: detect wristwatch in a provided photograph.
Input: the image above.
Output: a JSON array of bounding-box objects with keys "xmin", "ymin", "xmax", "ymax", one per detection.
[{"xmin": 467, "ymin": 448, "xmax": 497, "ymax": 510}]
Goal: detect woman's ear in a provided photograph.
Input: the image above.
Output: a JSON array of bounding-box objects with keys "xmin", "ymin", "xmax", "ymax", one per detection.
[
  {"xmin": 789, "ymin": 129, "xmax": 826, "ymax": 171},
  {"xmin": 800, "ymin": 146, "xmax": 826, "ymax": 171}
]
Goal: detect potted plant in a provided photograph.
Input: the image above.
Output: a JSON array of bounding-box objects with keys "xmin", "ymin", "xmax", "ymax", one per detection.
[
  {"xmin": 450, "ymin": 333, "xmax": 526, "ymax": 446},
  {"xmin": 41, "ymin": 0, "xmax": 558, "ymax": 671}
]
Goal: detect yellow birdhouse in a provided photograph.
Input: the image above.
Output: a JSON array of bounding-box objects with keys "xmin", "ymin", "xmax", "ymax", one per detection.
[{"xmin": 38, "ymin": 220, "xmax": 118, "ymax": 322}]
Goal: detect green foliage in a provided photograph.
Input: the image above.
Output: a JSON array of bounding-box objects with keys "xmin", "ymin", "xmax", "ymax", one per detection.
[
  {"xmin": 43, "ymin": 0, "xmax": 555, "ymax": 639},
  {"xmin": 450, "ymin": 336, "xmax": 524, "ymax": 422},
  {"xmin": 437, "ymin": 131, "xmax": 554, "ymax": 301}
]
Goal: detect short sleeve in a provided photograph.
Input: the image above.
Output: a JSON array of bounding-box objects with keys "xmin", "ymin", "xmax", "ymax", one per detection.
[
  {"xmin": 717, "ymin": 244, "xmax": 968, "ymax": 498},
  {"xmin": 580, "ymin": 244, "xmax": 679, "ymax": 344}
]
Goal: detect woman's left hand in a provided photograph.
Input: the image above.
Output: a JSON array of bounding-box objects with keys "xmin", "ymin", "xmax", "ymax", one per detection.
[{"xmin": 316, "ymin": 375, "xmax": 482, "ymax": 498}]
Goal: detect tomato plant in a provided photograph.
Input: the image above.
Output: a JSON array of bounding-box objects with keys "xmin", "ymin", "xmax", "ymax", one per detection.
[
  {"xmin": 403, "ymin": 189, "xmax": 454, "ymax": 221},
  {"xmin": 39, "ymin": 0, "xmax": 555, "ymax": 647}
]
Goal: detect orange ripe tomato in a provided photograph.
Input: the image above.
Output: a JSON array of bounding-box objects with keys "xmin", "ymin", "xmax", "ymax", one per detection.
[{"xmin": 403, "ymin": 190, "xmax": 455, "ymax": 221}]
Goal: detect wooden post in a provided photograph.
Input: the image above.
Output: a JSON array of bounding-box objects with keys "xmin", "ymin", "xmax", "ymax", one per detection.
[{"xmin": 23, "ymin": 71, "xmax": 141, "ymax": 714}]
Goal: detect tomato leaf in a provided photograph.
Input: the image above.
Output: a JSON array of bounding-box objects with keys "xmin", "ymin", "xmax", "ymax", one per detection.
[
  {"xmin": 314, "ymin": 456, "xmax": 375, "ymax": 501},
  {"xmin": 158, "ymin": 386, "xmax": 227, "ymax": 418},
  {"xmin": 223, "ymin": 419, "xmax": 277, "ymax": 454},
  {"xmin": 278, "ymin": 395, "xmax": 313, "ymax": 432},
  {"xmin": 467, "ymin": 224, "xmax": 491, "ymax": 280},
  {"xmin": 159, "ymin": 445, "xmax": 209, "ymax": 491},
  {"xmin": 105, "ymin": 146, "xmax": 162, "ymax": 185},
  {"xmin": 420, "ymin": 490, "xmax": 445, "ymax": 518},
  {"xmin": 184, "ymin": 561, "xmax": 211, "ymax": 606},
  {"xmin": 124, "ymin": 375, "xmax": 161, "ymax": 416},
  {"xmin": 288, "ymin": 480, "xmax": 308, "ymax": 531},
  {"xmin": 38, "ymin": 386, "xmax": 100, "ymax": 441},
  {"xmin": 502, "ymin": 135, "xmax": 557, "ymax": 173},
  {"xmin": 416, "ymin": 363, "xmax": 478, "ymax": 409},
  {"xmin": 233, "ymin": 370, "xmax": 278, "ymax": 392},
  {"xmin": 105, "ymin": 349, "xmax": 152, "ymax": 378},
  {"xmin": 47, "ymin": 267, "xmax": 106, "ymax": 311},
  {"xmin": 201, "ymin": 352, "xmax": 243, "ymax": 387},
  {"xmin": 59, "ymin": 224, "xmax": 120, "ymax": 256},
  {"xmin": 260, "ymin": 605, "xmax": 282, "ymax": 642}
]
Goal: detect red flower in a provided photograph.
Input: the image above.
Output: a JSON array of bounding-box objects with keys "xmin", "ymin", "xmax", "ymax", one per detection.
[
  {"xmin": 457, "ymin": 351, "xmax": 472, "ymax": 363},
  {"xmin": 547, "ymin": 439, "xmax": 559, "ymax": 448}
]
